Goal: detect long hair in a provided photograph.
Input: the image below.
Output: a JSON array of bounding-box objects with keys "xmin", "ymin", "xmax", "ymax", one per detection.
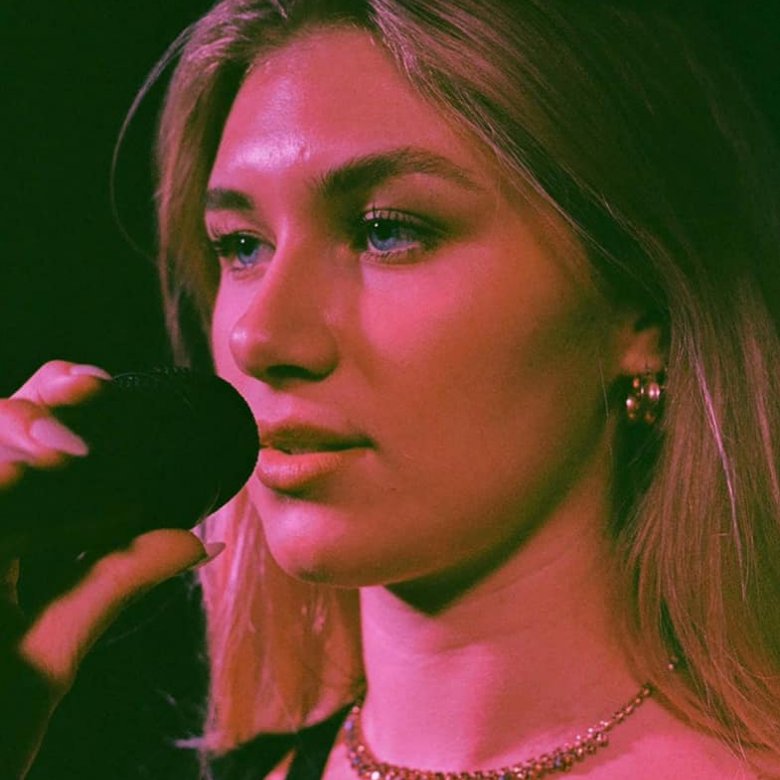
[{"xmin": 154, "ymin": 0, "xmax": 780, "ymax": 761}]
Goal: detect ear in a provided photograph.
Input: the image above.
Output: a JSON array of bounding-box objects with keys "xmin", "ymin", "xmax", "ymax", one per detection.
[{"xmin": 614, "ymin": 309, "xmax": 666, "ymax": 377}]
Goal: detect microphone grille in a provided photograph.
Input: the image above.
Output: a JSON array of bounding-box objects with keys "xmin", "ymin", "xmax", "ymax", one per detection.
[{"xmin": 111, "ymin": 368, "xmax": 260, "ymax": 514}]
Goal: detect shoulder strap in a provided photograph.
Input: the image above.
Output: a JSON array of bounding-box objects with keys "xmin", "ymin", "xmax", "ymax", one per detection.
[{"xmin": 209, "ymin": 731, "xmax": 295, "ymax": 780}]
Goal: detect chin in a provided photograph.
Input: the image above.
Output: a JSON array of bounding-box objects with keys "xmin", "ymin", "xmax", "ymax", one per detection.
[
  {"xmin": 248, "ymin": 481, "xmax": 463, "ymax": 589},
  {"xmin": 256, "ymin": 507, "xmax": 369, "ymax": 588},
  {"xmin": 264, "ymin": 526, "xmax": 452, "ymax": 592},
  {"xmin": 249, "ymin": 478, "xmax": 377, "ymax": 586},
  {"xmin": 261, "ymin": 515, "xmax": 425, "ymax": 589},
  {"xmin": 265, "ymin": 539, "xmax": 379, "ymax": 588}
]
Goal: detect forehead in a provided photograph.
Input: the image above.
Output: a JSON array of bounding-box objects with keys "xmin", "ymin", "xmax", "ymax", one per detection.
[{"xmin": 211, "ymin": 26, "xmax": 495, "ymax": 184}]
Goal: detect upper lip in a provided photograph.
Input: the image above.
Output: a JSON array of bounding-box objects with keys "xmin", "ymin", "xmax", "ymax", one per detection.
[{"xmin": 257, "ymin": 421, "xmax": 371, "ymax": 454}]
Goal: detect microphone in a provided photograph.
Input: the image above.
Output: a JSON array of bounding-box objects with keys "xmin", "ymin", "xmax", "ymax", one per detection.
[{"xmin": 1, "ymin": 368, "xmax": 259, "ymax": 556}]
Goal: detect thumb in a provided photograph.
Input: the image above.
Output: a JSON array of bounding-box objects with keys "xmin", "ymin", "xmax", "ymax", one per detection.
[{"xmin": 17, "ymin": 528, "xmax": 223, "ymax": 695}]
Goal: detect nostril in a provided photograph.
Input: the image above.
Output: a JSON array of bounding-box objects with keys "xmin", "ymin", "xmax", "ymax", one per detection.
[{"xmin": 264, "ymin": 364, "xmax": 325, "ymax": 383}]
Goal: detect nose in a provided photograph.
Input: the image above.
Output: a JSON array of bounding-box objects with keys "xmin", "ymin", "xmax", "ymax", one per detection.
[{"xmin": 227, "ymin": 242, "xmax": 339, "ymax": 386}]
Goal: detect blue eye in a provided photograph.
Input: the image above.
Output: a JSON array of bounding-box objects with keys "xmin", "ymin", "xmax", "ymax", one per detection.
[
  {"xmin": 366, "ymin": 218, "xmax": 419, "ymax": 252},
  {"xmin": 360, "ymin": 210, "xmax": 440, "ymax": 261},
  {"xmin": 209, "ymin": 232, "xmax": 268, "ymax": 270}
]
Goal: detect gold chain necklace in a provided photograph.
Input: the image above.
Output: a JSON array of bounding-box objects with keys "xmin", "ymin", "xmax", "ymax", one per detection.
[{"xmin": 343, "ymin": 683, "xmax": 653, "ymax": 780}]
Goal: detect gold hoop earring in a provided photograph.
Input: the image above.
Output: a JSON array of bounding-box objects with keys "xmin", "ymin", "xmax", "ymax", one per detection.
[{"xmin": 625, "ymin": 371, "xmax": 665, "ymax": 424}]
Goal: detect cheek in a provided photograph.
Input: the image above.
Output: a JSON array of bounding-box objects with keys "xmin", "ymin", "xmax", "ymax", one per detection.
[
  {"xmin": 356, "ymin": 253, "xmax": 611, "ymax": 520},
  {"xmin": 210, "ymin": 286, "xmax": 240, "ymax": 378},
  {"xmin": 207, "ymin": 247, "xmax": 613, "ymax": 587},
  {"xmin": 359, "ymin": 249, "xmax": 605, "ymax": 421}
]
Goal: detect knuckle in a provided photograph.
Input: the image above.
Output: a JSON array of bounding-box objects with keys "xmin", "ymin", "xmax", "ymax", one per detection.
[
  {"xmin": 90, "ymin": 554, "xmax": 142, "ymax": 597},
  {"xmin": 0, "ymin": 400, "xmax": 47, "ymax": 450},
  {"xmin": 0, "ymin": 397, "xmax": 43, "ymax": 417},
  {"xmin": 13, "ymin": 360, "xmax": 106, "ymax": 408},
  {"xmin": 40, "ymin": 359, "xmax": 73, "ymax": 374},
  {"xmin": 27, "ymin": 360, "xmax": 74, "ymax": 390}
]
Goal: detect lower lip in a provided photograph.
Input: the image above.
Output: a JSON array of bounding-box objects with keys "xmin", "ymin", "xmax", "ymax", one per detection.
[{"xmin": 255, "ymin": 447, "xmax": 367, "ymax": 493}]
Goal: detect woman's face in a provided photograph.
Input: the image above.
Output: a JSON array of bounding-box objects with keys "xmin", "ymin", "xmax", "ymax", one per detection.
[{"xmin": 208, "ymin": 27, "xmax": 630, "ymax": 589}]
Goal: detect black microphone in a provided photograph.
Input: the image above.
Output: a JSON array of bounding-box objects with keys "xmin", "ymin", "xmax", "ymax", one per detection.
[{"xmin": 1, "ymin": 368, "xmax": 259, "ymax": 556}]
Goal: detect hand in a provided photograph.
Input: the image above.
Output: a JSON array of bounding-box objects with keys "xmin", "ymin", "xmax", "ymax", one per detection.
[{"xmin": 0, "ymin": 361, "xmax": 221, "ymax": 778}]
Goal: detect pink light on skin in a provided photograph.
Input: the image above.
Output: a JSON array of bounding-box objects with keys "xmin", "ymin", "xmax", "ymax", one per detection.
[
  {"xmin": 204, "ymin": 26, "xmax": 737, "ymax": 780},
  {"xmin": 207, "ymin": 28, "xmax": 630, "ymax": 590}
]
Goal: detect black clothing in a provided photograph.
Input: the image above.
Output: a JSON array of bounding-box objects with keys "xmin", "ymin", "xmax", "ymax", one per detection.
[{"xmin": 210, "ymin": 707, "xmax": 349, "ymax": 780}]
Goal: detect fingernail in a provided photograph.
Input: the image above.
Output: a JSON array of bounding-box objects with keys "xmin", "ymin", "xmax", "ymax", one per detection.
[
  {"xmin": 29, "ymin": 418, "xmax": 89, "ymax": 456},
  {"xmin": 190, "ymin": 541, "xmax": 226, "ymax": 570},
  {"xmin": 69, "ymin": 364, "xmax": 112, "ymax": 380}
]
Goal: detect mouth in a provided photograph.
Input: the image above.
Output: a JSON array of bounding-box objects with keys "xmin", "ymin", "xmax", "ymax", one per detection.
[
  {"xmin": 256, "ymin": 422, "xmax": 371, "ymax": 492},
  {"xmin": 259, "ymin": 422, "xmax": 370, "ymax": 452},
  {"xmin": 268, "ymin": 441, "xmax": 358, "ymax": 455}
]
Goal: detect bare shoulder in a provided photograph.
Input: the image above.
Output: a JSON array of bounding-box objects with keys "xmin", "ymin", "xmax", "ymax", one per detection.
[
  {"xmin": 612, "ymin": 733, "xmax": 766, "ymax": 779},
  {"xmin": 594, "ymin": 704, "xmax": 779, "ymax": 780}
]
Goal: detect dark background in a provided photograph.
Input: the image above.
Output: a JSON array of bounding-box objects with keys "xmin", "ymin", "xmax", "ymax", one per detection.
[
  {"xmin": 2, "ymin": 0, "xmax": 214, "ymax": 388},
  {"xmin": 2, "ymin": 3, "xmax": 216, "ymax": 779},
  {"xmin": 1, "ymin": 2, "xmax": 779, "ymax": 778}
]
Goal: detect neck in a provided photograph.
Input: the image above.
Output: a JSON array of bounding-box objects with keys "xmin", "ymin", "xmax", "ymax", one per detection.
[{"xmin": 358, "ymin": 459, "xmax": 642, "ymax": 771}]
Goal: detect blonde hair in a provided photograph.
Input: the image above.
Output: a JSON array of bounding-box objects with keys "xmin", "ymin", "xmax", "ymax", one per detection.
[{"xmin": 153, "ymin": 0, "xmax": 780, "ymax": 762}]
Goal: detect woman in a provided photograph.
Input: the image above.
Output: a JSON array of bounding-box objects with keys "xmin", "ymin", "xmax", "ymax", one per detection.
[{"xmin": 5, "ymin": 1, "xmax": 780, "ymax": 777}]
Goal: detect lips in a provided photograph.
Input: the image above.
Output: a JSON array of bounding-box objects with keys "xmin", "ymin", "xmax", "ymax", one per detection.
[
  {"xmin": 255, "ymin": 422, "xmax": 371, "ymax": 492},
  {"xmin": 260, "ymin": 425, "xmax": 369, "ymax": 454}
]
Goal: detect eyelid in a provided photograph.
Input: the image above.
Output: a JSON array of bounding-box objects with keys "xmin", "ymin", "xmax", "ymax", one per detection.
[
  {"xmin": 206, "ymin": 226, "xmax": 264, "ymax": 252},
  {"xmin": 206, "ymin": 214, "xmax": 260, "ymax": 238},
  {"xmin": 205, "ymin": 210, "xmax": 270, "ymax": 240},
  {"xmin": 361, "ymin": 206, "xmax": 435, "ymax": 224},
  {"xmin": 359, "ymin": 207, "xmax": 444, "ymax": 242}
]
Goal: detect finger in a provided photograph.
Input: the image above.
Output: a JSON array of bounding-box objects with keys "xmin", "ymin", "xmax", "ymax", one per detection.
[
  {"xmin": 13, "ymin": 361, "xmax": 111, "ymax": 408},
  {"xmin": 17, "ymin": 529, "xmax": 223, "ymax": 692},
  {"xmin": 0, "ymin": 399, "xmax": 87, "ymax": 470}
]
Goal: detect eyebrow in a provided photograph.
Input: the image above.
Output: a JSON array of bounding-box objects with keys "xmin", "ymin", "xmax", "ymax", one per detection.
[
  {"xmin": 314, "ymin": 147, "xmax": 482, "ymax": 198},
  {"xmin": 204, "ymin": 147, "xmax": 482, "ymax": 213},
  {"xmin": 204, "ymin": 187, "xmax": 254, "ymax": 212}
]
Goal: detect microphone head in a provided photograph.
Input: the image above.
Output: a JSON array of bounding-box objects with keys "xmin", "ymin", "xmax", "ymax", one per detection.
[
  {"xmin": 50, "ymin": 368, "xmax": 260, "ymax": 547},
  {"xmin": 109, "ymin": 368, "xmax": 260, "ymax": 513}
]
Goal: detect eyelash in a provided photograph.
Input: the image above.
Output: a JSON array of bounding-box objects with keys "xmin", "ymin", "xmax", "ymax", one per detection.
[
  {"xmin": 207, "ymin": 209, "xmax": 442, "ymax": 274},
  {"xmin": 208, "ymin": 232, "xmax": 269, "ymax": 273},
  {"xmin": 355, "ymin": 208, "xmax": 442, "ymax": 263}
]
